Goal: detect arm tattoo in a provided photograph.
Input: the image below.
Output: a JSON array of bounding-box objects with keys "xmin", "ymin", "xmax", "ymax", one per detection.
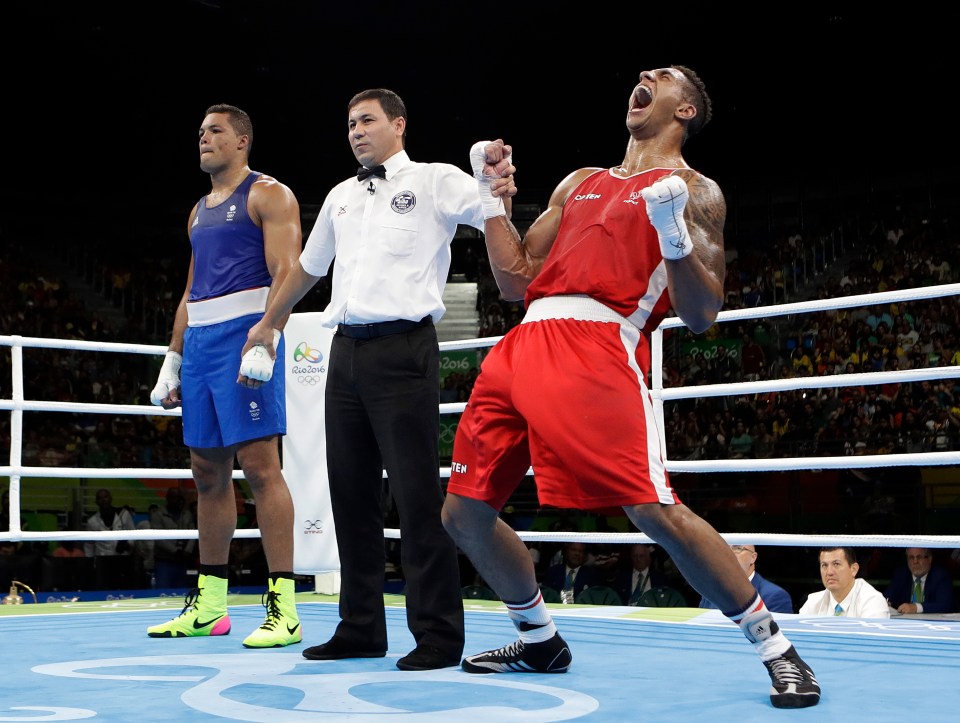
[{"xmin": 687, "ymin": 175, "xmax": 727, "ymax": 280}]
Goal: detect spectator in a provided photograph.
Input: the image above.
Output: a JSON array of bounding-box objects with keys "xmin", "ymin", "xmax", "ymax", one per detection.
[
  {"xmin": 708, "ymin": 344, "xmax": 738, "ymax": 385},
  {"xmin": 926, "ymin": 407, "xmax": 957, "ymax": 451},
  {"xmin": 542, "ymin": 542, "xmax": 601, "ymax": 604},
  {"xmin": 790, "ymin": 346, "xmax": 813, "ymax": 376},
  {"xmin": 751, "ymin": 422, "xmax": 776, "ymax": 459},
  {"xmin": 728, "ymin": 420, "xmax": 754, "ymax": 459},
  {"xmin": 743, "ymin": 284, "xmax": 763, "ymax": 308},
  {"xmin": 771, "ymin": 407, "xmax": 791, "ymax": 441},
  {"xmin": 884, "ymin": 547, "xmax": 956, "ymax": 615},
  {"xmin": 896, "ymin": 317, "xmax": 919, "ymax": 356},
  {"xmin": 83, "ymin": 488, "xmax": 135, "ymax": 558},
  {"xmin": 798, "ymin": 547, "xmax": 889, "ymax": 618},
  {"xmin": 439, "ymin": 375, "xmax": 459, "ymax": 404},
  {"xmin": 700, "ymin": 544, "xmax": 793, "ymax": 614},
  {"xmin": 740, "ymin": 334, "xmax": 766, "ymax": 381},
  {"xmin": 700, "ymin": 421, "xmax": 728, "ymax": 460},
  {"xmin": 685, "ymin": 350, "xmax": 707, "ymax": 384},
  {"xmin": 615, "ymin": 543, "xmax": 668, "ymax": 606},
  {"xmin": 928, "ymin": 254, "xmax": 951, "ymax": 282}
]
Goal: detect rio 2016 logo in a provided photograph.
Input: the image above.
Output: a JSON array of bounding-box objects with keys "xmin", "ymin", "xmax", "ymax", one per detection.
[
  {"xmin": 293, "ymin": 342, "xmax": 324, "ymax": 364},
  {"xmin": 293, "ymin": 342, "xmax": 326, "ymax": 380}
]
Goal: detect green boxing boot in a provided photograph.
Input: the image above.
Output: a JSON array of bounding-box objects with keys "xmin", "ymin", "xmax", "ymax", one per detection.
[
  {"xmin": 147, "ymin": 574, "xmax": 231, "ymax": 638},
  {"xmin": 243, "ymin": 577, "xmax": 302, "ymax": 648}
]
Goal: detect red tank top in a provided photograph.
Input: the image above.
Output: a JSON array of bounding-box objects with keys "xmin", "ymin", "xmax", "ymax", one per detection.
[{"xmin": 525, "ymin": 168, "xmax": 680, "ymax": 336}]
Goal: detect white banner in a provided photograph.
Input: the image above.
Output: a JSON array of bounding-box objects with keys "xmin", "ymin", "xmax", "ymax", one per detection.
[{"xmin": 281, "ymin": 313, "xmax": 340, "ymax": 574}]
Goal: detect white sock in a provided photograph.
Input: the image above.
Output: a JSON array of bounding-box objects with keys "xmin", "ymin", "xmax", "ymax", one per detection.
[
  {"xmin": 726, "ymin": 594, "xmax": 791, "ymax": 662},
  {"xmin": 505, "ymin": 590, "xmax": 558, "ymax": 644}
]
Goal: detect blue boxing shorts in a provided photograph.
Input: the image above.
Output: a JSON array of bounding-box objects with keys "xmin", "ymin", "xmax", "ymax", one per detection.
[{"xmin": 180, "ymin": 313, "xmax": 286, "ymax": 448}]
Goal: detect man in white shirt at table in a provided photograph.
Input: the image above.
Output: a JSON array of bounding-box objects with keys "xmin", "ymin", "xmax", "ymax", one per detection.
[{"xmin": 799, "ymin": 546, "xmax": 890, "ymax": 618}]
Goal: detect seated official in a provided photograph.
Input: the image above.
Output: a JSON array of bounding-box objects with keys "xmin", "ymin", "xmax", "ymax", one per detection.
[
  {"xmin": 799, "ymin": 547, "xmax": 889, "ymax": 618},
  {"xmin": 700, "ymin": 544, "xmax": 793, "ymax": 614},
  {"xmin": 543, "ymin": 542, "xmax": 602, "ymax": 601},
  {"xmin": 884, "ymin": 547, "xmax": 956, "ymax": 615},
  {"xmin": 616, "ymin": 544, "xmax": 669, "ymax": 606}
]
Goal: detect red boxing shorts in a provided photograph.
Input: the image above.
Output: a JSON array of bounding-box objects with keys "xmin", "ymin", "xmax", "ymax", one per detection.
[{"xmin": 448, "ymin": 298, "xmax": 680, "ymax": 512}]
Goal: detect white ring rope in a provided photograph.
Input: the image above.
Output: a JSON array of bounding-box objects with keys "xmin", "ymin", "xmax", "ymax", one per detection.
[
  {"xmin": 657, "ymin": 282, "xmax": 960, "ymax": 329},
  {"xmin": 3, "ymin": 283, "xmax": 960, "ymax": 550}
]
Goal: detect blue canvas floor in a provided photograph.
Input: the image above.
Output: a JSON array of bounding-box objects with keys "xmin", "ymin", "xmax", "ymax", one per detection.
[{"xmin": 1, "ymin": 594, "xmax": 958, "ymax": 721}]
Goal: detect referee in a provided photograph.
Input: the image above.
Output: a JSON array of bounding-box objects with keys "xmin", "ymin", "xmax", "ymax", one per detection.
[{"xmin": 240, "ymin": 88, "xmax": 515, "ymax": 670}]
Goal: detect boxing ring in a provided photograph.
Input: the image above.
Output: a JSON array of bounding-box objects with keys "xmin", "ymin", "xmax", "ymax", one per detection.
[{"xmin": 3, "ymin": 284, "xmax": 960, "ymax": 720}]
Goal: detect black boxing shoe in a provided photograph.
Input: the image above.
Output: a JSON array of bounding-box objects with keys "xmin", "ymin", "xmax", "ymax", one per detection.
[
  {"xmin": 763, "ymin": 646, "xmax": 821, "ymax": 708},
  {"xmin": 461, "ymin": 633, "xmax": 572, "ymax": 674}
]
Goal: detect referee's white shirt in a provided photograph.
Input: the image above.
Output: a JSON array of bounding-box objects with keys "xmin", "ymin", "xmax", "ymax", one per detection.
[{"xmin": 300, "ymin": 150, "xmax": 485, "ymax": 328}]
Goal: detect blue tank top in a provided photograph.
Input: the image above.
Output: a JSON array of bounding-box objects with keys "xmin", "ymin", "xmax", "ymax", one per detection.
[{"xmin": 188, "ymin": 172, "xmax": 273, "ymax": 301}]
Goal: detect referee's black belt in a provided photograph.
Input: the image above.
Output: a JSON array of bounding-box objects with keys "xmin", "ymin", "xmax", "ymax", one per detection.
[{"xmin": 336, "ymin": 316, "xmax": 432, "ymax": 340}]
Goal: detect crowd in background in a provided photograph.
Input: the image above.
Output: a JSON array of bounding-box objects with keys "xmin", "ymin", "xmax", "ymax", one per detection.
[
  {"xmin": 2, "ymin": 192, "xmax": 960, "ymax": 602},
  {"xmin": 662, "ymin": 212, "xmax": 960, "ymax": 463}
]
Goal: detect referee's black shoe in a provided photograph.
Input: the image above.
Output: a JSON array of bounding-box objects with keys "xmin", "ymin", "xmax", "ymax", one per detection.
[
  {"xmin": 302, "ymin": 637, "xmax": 386, "ymax": 661},
  {"xmin": 396, "ymin": 644, "xmax": 461, "ymax": 671}
]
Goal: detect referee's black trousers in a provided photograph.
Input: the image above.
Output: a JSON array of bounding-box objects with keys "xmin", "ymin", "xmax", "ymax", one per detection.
[{"xmin": 324, "ymin": 322, "xmax": 465, "ymax": 656}]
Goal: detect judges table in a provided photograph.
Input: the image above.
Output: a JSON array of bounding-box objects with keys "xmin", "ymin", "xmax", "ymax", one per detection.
[{"xmin": 894, "ymin": 611, "xmax": 960, "ymax": 621}]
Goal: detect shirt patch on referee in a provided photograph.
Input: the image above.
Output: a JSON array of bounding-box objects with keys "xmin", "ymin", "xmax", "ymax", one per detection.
[{"xmin": 391, "ymin": 191, "xmax": 416, "ymax": 214}]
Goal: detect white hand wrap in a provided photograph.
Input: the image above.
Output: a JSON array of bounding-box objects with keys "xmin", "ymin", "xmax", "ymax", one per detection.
[
  {"xmin": 239, "ymin": 328, "xmax": 281, "ymax": 383},
  {"xmin": 641, "ymin": 175, "xmax": 692, "ymax": 260},
  {"xmin": 470, "ymin": 140, "xmax": 506, "ymax": 219},
  {"xmin": 150, "ymin": 351, "xmax": 182, "ymax": 406}
]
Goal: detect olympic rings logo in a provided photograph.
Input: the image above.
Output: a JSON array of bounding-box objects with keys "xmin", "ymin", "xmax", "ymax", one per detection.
[
  {"xmin": 439, "ymin": 424, "xmax": 458, "ymax": 445},
  {"xmin": 296, "ymin": 375, "xmax": 324, "ymax": 386}
]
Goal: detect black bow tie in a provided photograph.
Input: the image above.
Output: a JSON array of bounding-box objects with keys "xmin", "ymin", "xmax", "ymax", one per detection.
[{"xmin": 357, "ymin": 165, "xmax": 387, "ymax": 181}]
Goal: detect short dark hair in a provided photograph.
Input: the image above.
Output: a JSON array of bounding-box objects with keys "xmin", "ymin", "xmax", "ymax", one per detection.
[
  {"xmin": 672, "ymin": 65, "xmax": 712, "ymax": 142},
  {"xmin": 348, "ymin": 88, "xmax": 407, "ymax": 146},
  {"xmin": 204, "ymin": 103, "xmax": 253, "ymax": 153},
  {"xmin": 820, "ymin": 546, "xmax": 857, "ymax": 566}
]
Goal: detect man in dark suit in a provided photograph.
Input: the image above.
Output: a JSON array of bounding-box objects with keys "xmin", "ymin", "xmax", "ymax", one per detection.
[
  {"xmin": 616, "ymin": 544, "xmax": 669, "ymax": 605},
  {"xmin": 543, "ymin": 542, "xmax": 600, "ymax": 602},
  {"xmin": 885, "ymin": 547, "xmax": 956, "ymax": 614},
  {"xmin": 700, "ymin": 544, "xmax": 793, "ymax": 614}
]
